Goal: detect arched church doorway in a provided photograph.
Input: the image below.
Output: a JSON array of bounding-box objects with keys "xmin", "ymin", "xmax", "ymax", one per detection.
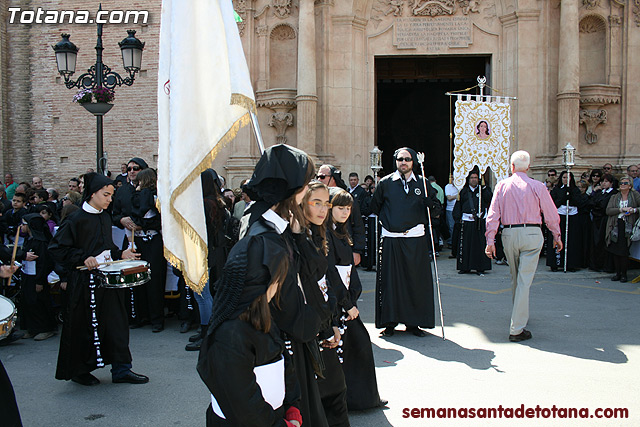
[{"xmin": 376, "ymin": 55, "xmax": 490, "ymax": 187}]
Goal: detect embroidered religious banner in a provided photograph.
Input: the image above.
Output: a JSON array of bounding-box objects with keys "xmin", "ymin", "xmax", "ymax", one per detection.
[{"xmin": 453, "ymin": 99, "xmax": 511, "ymax": 189}]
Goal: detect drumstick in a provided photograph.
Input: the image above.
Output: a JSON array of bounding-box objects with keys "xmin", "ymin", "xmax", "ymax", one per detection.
[
  {"xmin": 10, "ymin": 225, "xmax": 21, "ymax": 267},
  {"xmin": 76, "ymin": 259, "xmax": 130, "ymax": 271},
  {"xmin": 130, "ymin": 227, "xmax": 135, "ymax": 252}
]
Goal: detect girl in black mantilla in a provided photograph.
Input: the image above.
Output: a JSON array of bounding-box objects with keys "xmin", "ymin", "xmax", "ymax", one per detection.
[
  {"xmin": 589, "ymin": 173, "xmax": 617, "ymax": 272},
  {"xmin": 326, "ymin": 188, "xmax": 383, "ymax": 411},
  {"xmin": 196, "ymin": 247, "xmax": 302, "ymax": 426},
  {"xmin": 298, "ymin": 182, "xmax": 350, "ymax": 427},
  {"xmin": 48, "ymin": 173, "xmax": 147, "ymax": 386},
  {"xmin": 200, "ymin": 144, "xmax": 326, "ymax": 427},
  {"xmin": 546, "ymin": 171, "xmax": 589, "ymax": 272}
]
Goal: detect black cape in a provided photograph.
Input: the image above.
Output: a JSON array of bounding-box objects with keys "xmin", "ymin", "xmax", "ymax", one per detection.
[
  {"xmin": 546, "ymin": 185, "xmax": 589, "ymax": 270},
  {"xmin": 370, "ymin": 172, "xmax": 440, "ymax": 328},
  {"xmin": 455, "ymin": 185, "xmax": 492, "ymax": 272},
  {"xmin": 48, "ymin": 207, "xmax": 130, "ymax": 380}
]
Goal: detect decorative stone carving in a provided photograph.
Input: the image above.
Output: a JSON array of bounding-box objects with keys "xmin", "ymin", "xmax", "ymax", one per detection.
[
  {"xmin": 271, "ymin": 24, "xmax": 297, "ymax": 40},
  {"xmin": 269, "ymin": 112, "xmax": 294, "ymax": 143},
  {"xmin": 384, "ymin": 0, "xmax": 404, "ymax": 16},
  {"xmin": 579, "ymin": 109, "xmax": 607, "ymax": 144},
  {"xmin": 582, "ymin": 0, "xmax": 600, "ymax": 10},
  {"xmin": 256, "ymin": 25, "xmax": 269, "ymax": 37},
  {"xmin": 256, "ymin": 89, "xmax": 298, "ymax": 109},
  {"xmin": 233, "ymin": 0, "xmax": 248, "ymax": 36},
  {"xmin": 408, "ymin": 0, "xmax": 481, "ymax": 17},
  {"xmin": 634, "ymin": 0, "xmax": 640, "ymax": 27},
  {"xmin": 609, "ymin": 15, "xmax": 621, "ymax": 27},
  {"xmin": 273, "ymin": 0, "xmax": 293, "ymax": 18},
  {"xmin": 579, "ymin": 15, "xmax": 606, "ymax": 33},
  {"xmin": 483, "ymin": 2, "xmax": 497, "ymax": 25},
  {"xmin": 579, "ymin": 84, "xmax": 621, "ymax": 108}
]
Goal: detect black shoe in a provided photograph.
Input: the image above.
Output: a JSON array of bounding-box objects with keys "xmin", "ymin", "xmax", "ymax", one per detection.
[
  {"xmin": 72, "ymin": 373, "xmax": 100, "ymax": 386},
  {"xmin": 185, "ymin": 339, "xmax": 202, "ymax": 351},
  {"xmin": 476, "ymin": 270, "xmax": 485, "ymax": 275},
  {"xmin": 180, "ymin": 321, "xmax": 192, "ymax": 333},
  {"xmin": 620, "ymin": 275, "xmax": 628, "ymax": 283},
  {"xmin": 612, "ymin": 274, "xmax": 621, "ymax": 282},
  {"xmin": 551, "ymin": 267, "xmax": 558, "ymax": 272},
  {"xmin": 448, "ymin": 254, "xmax": 456, "ymax": 259},
  {"xmin": 189, "ymin": 329, "xmax": 203, "ymax": 342},
  {"xmin": 0, "ymin": 330, "xmax": 25, "ymax": 346},
  {"xmin": 381, "ymin": 327, "xmax": 395, "ymax": 337},
  {"xmin": 113, "ymin": 371, "xmax": 149, "ymax": 384},
  {"xmin": 458, "ymin": 270, "xmax": 470, "ymax": 274},
  {"xmin": 152, "ymin": 324, "xmax": 164, "ymax": 333},
  {"xmin": 378, "ymin": 399, "xmax": 389, "ymax": 407},
  {"xmin": 509, "ymin": 329, "xmax": 532, "ymax": 342},
  {"xmin": 406, "ymin": 326, "xmax": 426, "ymax": 337}
]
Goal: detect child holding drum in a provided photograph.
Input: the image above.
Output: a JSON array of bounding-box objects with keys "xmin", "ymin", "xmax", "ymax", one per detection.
[{"xmin": 49, "ymin": 173, "xmax": 146, "ymax": 386}]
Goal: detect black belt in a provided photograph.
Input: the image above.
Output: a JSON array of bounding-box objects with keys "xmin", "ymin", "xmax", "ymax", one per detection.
[{"xmin": 504, "ymin": 223, "xmax": 540, "ymax": 228}]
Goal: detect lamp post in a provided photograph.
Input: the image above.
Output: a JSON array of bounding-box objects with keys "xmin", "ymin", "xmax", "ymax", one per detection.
[
  {"xmin": 52, "ymin": 6, "xmax": 144, "ymax": 175},
  {"xmin": 369, "ymin": 146, "xmax": 383, "ymax": 270},
  {"xmin": 562, "ymin": 143, "xmax": 576, "ymax": 273}
]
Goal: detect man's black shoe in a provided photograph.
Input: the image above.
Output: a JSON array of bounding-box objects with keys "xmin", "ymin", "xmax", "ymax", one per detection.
[
  {"xmin": 509, "ymin": 329, "xmax": 532, "ymax": 342},
  {"xmin": 620, "ymin": 275, "xmax": 628, "ymax": 283},
  {"xmin": 381, "ymin": 327, "xmax": 395, "ymax": 337},
  {"xmin": 113, "ymin": 371, "xmax": 149, "ymax": 384},
  {"xmin": 151, "ymin": 324, "xmax": 164, "ymax": 333},
  {"xmin": 185, "ymin": 339, "xmax": 202, "ymax": 351},
  {"xmin": 612, "ymin": 274, "xmax": 621, "ymax": 281},
  {"xmin": 458, "ymin": 270, "xmax": 470, "ymax": 274},
  {"xmin": 407, "ymin": 326, "xmax": 426, "ymax": 337},
  {"xmin": 72, "ymin": 373, "xmax": 100, "ymax": 386},
  {"xmin": 180, "ymin": 321, "xmax": 192, "ymax": 333}
]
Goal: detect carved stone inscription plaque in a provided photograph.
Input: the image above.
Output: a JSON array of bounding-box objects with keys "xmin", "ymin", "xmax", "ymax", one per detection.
[{"xmin": 394, "ymin": 16, "xmax": 472, "ymax": 50}]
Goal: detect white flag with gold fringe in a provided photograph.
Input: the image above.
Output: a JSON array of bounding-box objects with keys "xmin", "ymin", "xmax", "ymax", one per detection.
[
  {"xmin": 157, "ymin": 0, "xmax": 255, "ymax": 293},
  {"xmin": 452, "ymin": 99, "xmax": 511, "ymax": 189}
]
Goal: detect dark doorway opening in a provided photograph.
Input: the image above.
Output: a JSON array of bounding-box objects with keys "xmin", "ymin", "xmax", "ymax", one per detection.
[{"xmin": 376, "ymin": 56, "xmax": 490, "ymax": 187}]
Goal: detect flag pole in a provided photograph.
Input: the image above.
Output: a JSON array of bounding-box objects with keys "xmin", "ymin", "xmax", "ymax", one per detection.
[{"xmin": 250, "ymin": 111, "xmax": 265, "ymax": 155}]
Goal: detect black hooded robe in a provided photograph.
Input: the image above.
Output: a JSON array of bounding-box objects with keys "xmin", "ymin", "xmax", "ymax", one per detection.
[
  {"xmin": 546, "ymin": 185, "xmax": 589, "ymax": 270},
  {"xmin": 370, "ymin": 168, "xmax": 441, "ymax": 329},
  {"xmin": 326, "ymin": 229, "xmax": 381, "ymax": 411},
  {"xmin": 48, "ymin": 207, "xmax": 130, "ymax": 380},
  {"xmin": 455, "ymin": 184, "xmax": 492, "ymax": 273}
]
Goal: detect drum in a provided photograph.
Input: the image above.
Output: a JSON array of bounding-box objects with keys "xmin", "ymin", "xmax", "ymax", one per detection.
[
  {"xmin": 0, "ymin": 295, "xmax": 16, "ymax": 339},
  {"xmin": 96, "ymin": 260, "xmax": 151, "ymax": 288}
]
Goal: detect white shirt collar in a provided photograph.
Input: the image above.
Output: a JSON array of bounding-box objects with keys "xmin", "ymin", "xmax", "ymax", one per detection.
[
  {"xmin": 262, "ymin": 209, "xmax": 289, "ymax": 234},
  {"xmin": 469, "ymin": 185, "xmax": 478, "ymax": 191},
  {"xmin": 82, "ymin": 201, "xmax": 102, "ymax": 214},
  {"xmin": 392, "ymin": 170, "xmax": 417, "ymax": 182}
]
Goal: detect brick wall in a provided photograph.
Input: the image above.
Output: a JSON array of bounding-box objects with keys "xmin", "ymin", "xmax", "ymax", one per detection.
[{"xmin": 2, "ymin": 0, "xmax": 161, "ymax": 193}]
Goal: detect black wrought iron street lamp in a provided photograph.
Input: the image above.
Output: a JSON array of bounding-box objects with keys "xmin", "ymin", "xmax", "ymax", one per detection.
[{"xmin": 52, "ymin": 7, "xmax": 144, "ymax": 174}]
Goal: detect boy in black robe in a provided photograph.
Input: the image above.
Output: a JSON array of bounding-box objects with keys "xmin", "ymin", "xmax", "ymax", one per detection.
[{"xmin": 48, "ymin": 173, "xmax": 147, "ymax": 386}]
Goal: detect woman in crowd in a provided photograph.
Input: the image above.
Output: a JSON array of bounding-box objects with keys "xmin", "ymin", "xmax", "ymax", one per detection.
[
  {"xmin": 130, "ymin": 168, "xmax": 166, "ymax": 333},
  {"xmin": 605, "ymin": 175, "xmax": 640, "ymax": 282},
  {"xmin": 587, "ymin": 169, "xmax": 602, "ymax": 195},
  {"xmin": 199, "ymin": 144, "xmax": 325, "ymax": 426},
  {"xmin": 547, "ymin": 171, "xmax": 589, "ymax": 272},
  {"xmin": 186, "ymin": 169, "xmax": 230, "ymax": 351},
  {"xmin": 298, "ymin": 182, "xmax": 349, "ymax": 427},
  {"xmin": 326, "ymin": 188, "xmax": 383, "ymax": 412},
  {"xmin": 590, "ymin": 173, "xmax": 617, "ymax": 272}
]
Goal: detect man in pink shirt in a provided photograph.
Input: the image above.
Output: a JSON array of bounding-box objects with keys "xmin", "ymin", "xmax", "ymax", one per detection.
[{"xmin": 485, "ymin": 151, "xmax": 562, "ymax": 342}]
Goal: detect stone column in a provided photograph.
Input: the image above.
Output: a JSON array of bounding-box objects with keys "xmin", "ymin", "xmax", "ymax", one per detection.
[
  {"xmin": 556, "ymin": 0, "xmax": 580, "ymax": 155},
  {"xmin": 296, "ymin": 0, "xmax": 318, "ymax": 156}
]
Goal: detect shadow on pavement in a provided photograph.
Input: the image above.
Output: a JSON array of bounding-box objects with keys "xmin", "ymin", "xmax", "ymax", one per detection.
[{"xmin": 371, "ymin": 342, "xmax": 404, "ymax": 367}]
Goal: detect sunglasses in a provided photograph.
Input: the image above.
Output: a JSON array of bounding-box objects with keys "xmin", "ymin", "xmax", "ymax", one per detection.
[
  {"xmin": 307, "ymin": 201, "xmax": 332, "ymax": 209},
  {"xmin": 396, "ymin": 157, "xmax": 413, "ymax": 162},
  {"xmin": 316, "ymin": 174, "xmax": 329, "ymax": 180},
  {"xmin": 603, "ymin": 167, "xmax": 611, "ymax": 170},
  {"xmin": 128, "ymin": 166, "xmax": 141, "ymax": 172},
  {"xmin": 620, "ymin": 182, "xmax": 631, "ymax": 186}
]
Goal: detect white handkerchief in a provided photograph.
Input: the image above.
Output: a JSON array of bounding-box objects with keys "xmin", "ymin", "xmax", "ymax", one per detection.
[{"xmin": 95, "ymin": 250, "xmax": 112, "ymax": 264}]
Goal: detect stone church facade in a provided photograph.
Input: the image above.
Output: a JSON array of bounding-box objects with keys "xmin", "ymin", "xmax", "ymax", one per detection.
[{"xmin": 1, "ymin": 0, "xmax": 639, "ymax": 190}]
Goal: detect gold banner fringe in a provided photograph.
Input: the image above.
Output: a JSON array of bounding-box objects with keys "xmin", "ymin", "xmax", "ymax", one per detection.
[{"xmin": 164, "ymin": 102, "xmax": 254, "ymax": 294}]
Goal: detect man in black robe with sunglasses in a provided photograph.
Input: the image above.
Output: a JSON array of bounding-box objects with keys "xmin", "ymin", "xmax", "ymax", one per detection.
[{"xmin": 370, "ymin": 147, "xmax": 441, "ymax": 337}]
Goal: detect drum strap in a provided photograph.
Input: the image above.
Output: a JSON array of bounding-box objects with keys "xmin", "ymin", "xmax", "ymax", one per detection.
[{"xmin": 89, "ymin": 273, "xmax": 105, "ymax": 368}]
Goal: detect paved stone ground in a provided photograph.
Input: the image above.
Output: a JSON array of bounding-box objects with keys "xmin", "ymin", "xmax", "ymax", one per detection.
[{"xmin": 2, "ymin": 249, "xmax": 639, "ymax": 426}]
